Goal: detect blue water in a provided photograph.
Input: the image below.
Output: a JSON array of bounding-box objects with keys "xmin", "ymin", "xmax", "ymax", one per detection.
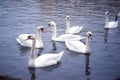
[{"xmin": 0, "ymin": 0, "xmax": 120, "ymax": 80}]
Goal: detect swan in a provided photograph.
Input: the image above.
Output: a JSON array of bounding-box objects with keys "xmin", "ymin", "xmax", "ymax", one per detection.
[
  {"xmin": 27, "ymin": 34, "xmax": 64, "ymax": 68},
  {"xmin": 16, "ymin": 26, "xmax": 44, "ymax": 48},
  {"xmin": 65, "ymin": 16, "xmax": 83, "ymax": 34},
  {"xmin": 105, "ymin": 11, "xmax": 118, "ymax": 28},
  {"xmin": 48, "ymin": 21, "xmax": 85, "ymax": 42},
  {"xmin": 65, "ymin": 31, "xmax": 92, "ymax": 54}
]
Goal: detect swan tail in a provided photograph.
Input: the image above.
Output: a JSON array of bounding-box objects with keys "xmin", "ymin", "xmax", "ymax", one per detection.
[
  {"xmin": 16, "ymin": 38, "xmax": 21, "ymax": 44},
  {"xmin": 16, "ymin": 38, "xmax": 24, "ymax": 46},
  {"xmin": 57, "ymin": 51, "xmax": 64, "ymax": 62},
  {"xmin": 79, "ymin": 26, "xmax": 83, "ymax": 32}
]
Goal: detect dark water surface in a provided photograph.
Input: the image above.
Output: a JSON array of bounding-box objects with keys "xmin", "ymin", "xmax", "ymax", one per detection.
[{"xmin": 0, "ymin": 0, "xmax": 120, "ymax": 80}]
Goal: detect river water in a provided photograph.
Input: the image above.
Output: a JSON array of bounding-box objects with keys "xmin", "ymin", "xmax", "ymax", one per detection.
[{"xmin": 0, "ymin": 0, "xmax": 120, "ymax": 80}]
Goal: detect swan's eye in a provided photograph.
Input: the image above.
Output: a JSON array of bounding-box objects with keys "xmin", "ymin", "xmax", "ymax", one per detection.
[
  {"xmin": 67, "ymin": 17, "xmax": 70, "ymax": 20},
  {"xmin": 89, "ymin": 33, "xmax": 92, "ymax": 37},
  {"xmin": 105, "ymin": 11, "xmax": 109, "ymax": 15},
  {"xmin": 48, "ymin": 23, "xmax": 51, "ymax": 26},
  {"xmin": 87, "ymin": 31, "xmax": 92, "ymax": 37},
  {"xmin": 28, "ymin": 36, "xmax": 32, "ymax": 39},
  {"xmin": 40, "ymin": 28, "xmax": 44, "ymax": 32}
]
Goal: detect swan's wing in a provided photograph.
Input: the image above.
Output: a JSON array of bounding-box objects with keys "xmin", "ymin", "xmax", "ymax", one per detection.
[
  {"xmin": 65, "ymin": 40, "xmax": 86, "ymax": 53},
  {"xmin": 55, "ymin": 34, "xmax": 72, "ymax": 42},
  {"xmin": 35, "ymin": 54, "xmax": 60, "ymax": 62},
  {"xmin": 16, "ymin": 34, "xmax": 34, "ymax": 47},
  {"xmin": 17, "ymin": 34, "xmax": 42, "ymax": 48},
  {"xmin": 35, "ymin": 52, "xmax": 64, "ymax": 67},
  {"xmin": 18, "ymin": 34, "xmax": 31, "ymax": 40},
  {"xmin": 108, "ymin": 21, "xmax": 118, "ymax": 28},
  {"xmin": 56, "ymin": 34, "xmax": 84, "ymax": 42},
  {"xmin": 69, "ymin": 26, "xmax": 83, "ymax": 34}
]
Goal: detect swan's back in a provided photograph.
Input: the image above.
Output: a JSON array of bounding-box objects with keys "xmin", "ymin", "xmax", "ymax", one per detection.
[
  {"xmin": 16, "ymin": 34, "xmax": 42, "ymax": 48},
  {"xmin": 16, "ymin": 34, "xmax": 32, "ymax": 47},
  {"xmin": 18, "ymin": 34, "xmax": 33, "ymax": 40},
  {"xmin": 65, "ymin": 40, "xmax": 86, "ymax": 53},
  {"xmin": 108, "ymin": 21, "xmax": 118, "ymax": 28},
  {"xmin": 55, "ymin": 34, "xmax": 84, "ymax": 42},
  {"xmin": 69, "ymin": 26, "xmax": 83, "ymax": 34},
  {"xmin": 34, "ymin": 51, "xmax": 64, "ymax": 67}
]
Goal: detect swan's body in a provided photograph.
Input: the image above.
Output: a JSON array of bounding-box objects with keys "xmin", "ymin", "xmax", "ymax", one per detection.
[
  {"xmin": 16, "ymin": 26, "xmax": 44, "ymax": 48},
  {"xmin": 105, "ymin": 11, "xmax": 118, "ymax": 28},
  {"xmin": 52, "ymin": 34, "xmax": 85, "ymax": 42},
  {"xmin": 66, "ymin": 16, "xmax": 83, "ymax": 34},
  {"xmin": 65, "ymin": 31, "xmax": 92, "ymax": 54},
  {"xmin": 48, "ymin": 21, "xmax": 85, "ymax": 42},
  {"xmin": 28, "ymin": 34, "xmax": 64, "ymax": 68}
]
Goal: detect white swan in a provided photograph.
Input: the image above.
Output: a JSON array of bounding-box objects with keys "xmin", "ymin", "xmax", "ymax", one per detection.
[
  {"xmin": 65, "ymin": 31, "xmax": 92, "ymax": 54},
  {"xmin": 48, "ymin": 21, "xmax": 85, "ymax": 42},
  {"xmin": 105, "ymin": 11, "xmax": 118, "ymax": 28},
  {"xmin": 27, "ymin": 34, "xmax": 64, "ymax": 68},
  {"xmin": 65, "ymin": 16, "xmax": 83, "ymax": 34},
  {"xmin": 16, "ymin": 26, "xmax": 44, "ymax": 48}
]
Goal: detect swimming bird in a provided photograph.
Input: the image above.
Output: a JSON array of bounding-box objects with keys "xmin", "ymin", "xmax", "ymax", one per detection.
[
  {"xmin": 16, "ymin": 26, "xmax": 44, "ymax": 48},
  {"xmin": 27, "ymin": 34, "xmax": 64, "ymax": 68},
  {"xmin": 65, "ymin": 31, "xmax": 92, "ymax": 54},
  {"xmin": 65, "ymin": 16, "xmax": 83, "ymax": 34},
  {"xmin": 105, "ymin": 11, "xmax": 118, "ymax": 28},
  {"xmin": 48, "ymin": 21, "xmax": 85, "ymax": 42}
]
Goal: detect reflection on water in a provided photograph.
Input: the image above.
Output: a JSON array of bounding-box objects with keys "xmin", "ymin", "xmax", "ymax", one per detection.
[
  {"xmin": 19, "ymin": 46, "xmax": 30, "ymax": 56},
  {"xmin": 85, "ymin": 54, "xmax": 90, "ymax": 80},
  {"xmin": 37, "ymin": 48, "xmax": 43, "ymax": 57},
  {"xmin": 104, "ymin": 28, "xmax": 109, "ymax": 43},
  {"xmin": 52, "ymin": 41, "xmax": 57, "ymax": 52},
  {"xmin": 28, "ymin": 68, "xmax": 36, "ymax": 80},
  {"xmin": 85, "ymin": 54, "xmax": 90, "ymax": 76},
  {"xmin": 0, "ymin": 74, "xmax": 21, "ymax": 80},
  {"xmin": 28, "ymin": 63, "xmax": 60, "ymax": 80}
]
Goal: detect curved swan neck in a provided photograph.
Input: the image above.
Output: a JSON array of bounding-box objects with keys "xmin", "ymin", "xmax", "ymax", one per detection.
[
  {"xmin": 85, "ymin": 36, "xmax": 91, "ymax": 53},
  {"xmin": 66, "ymin": 19, "xmax": 70, "ymax": 33},
  {"xmin": 52, "ymin": 24, "xmax": 57, "ymax": 40},
  {"xmin": 29, "ymin": 37, "xmax": 36, "ymax": 67},
  {"xmin": 36, "ymin": 29, "xmax": 43, "ymax": 46},
  {"xmin": 105, "ymin": 14, "xmax": 109, "ymax": 28}
]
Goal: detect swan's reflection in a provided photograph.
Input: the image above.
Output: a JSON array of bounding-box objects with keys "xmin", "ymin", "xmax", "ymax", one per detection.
[
  {"xmin": 40, "ymin": 62, "xmax": 60, "ymax": 71},
  {"xmin": 28, "ymin": 63, "xmax": 60, "ymax": 80},
  {"xmin": 85, "ymin": 54, "xmax": 91, "ymax": 80},
  {"xmin": 52, "ymin": 41, "xmax": 57, "ymax": 52},
  {"xmin": 19, "ymin": 46, "xmax": 43, "ymax": 56},
  {"xmin": 28, "ymin": 68, "xmax": 36, "ymax": 80},
  {"xmin": 37, "ymin": 48, "xmax": 43, "ymax": 56},
  {"xmin": 19, "ymin": 46, "xmax": 30, "ymax": 55},
  {"xmin": 104, "ymin": 28, "xmax": 109, "ymax": 43}
]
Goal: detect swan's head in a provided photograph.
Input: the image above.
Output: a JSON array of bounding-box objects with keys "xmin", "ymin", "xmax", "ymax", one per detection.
[
  {"xmin": 87, "ymin": 31, "xmax": 92, "ymax": 38},
  {"xmin": 66, "ymin": 16, "xmax": 70, "ymax": 21},
  {"xmin": 105, "ymin": 11, "xmax": 109, "ymax": 16},
  {"xmin": 26, "ymin": 34, "xmax": 36, "ymax": 40},
  {"xmin": 37, "ymin": 26, "xmax": 44, "ymax": 32},
  {"xmin": 48, "ymin": 21, "xmax": 56, "ymax": 27}
]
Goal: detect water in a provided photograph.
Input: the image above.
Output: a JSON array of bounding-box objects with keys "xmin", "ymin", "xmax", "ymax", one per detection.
[{"xmin": 0, "ymin": 0, "xmax": 120, "ymax": 80}]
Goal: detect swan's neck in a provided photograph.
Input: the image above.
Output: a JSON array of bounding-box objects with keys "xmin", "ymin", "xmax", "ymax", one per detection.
[
  {"xmin": 52, "ymin": 25, "xmax": 57, "ymax": 40},
  {"xmin": 105, "ymin": 14, "xmax": 109, "ymax": 28},
  {"xmin": 85, "ymin": 37, "xmax": 91, "ymax": 53},
  {"xmin": 36, "ymin": 30, "xmax": 43, "ymax": 46},
  {"xmin": 66, "ymin": 20, "xmax": 70, "ymax": 33},
  {"xmin": 28, "ymin": 38, "xmax": 36, "ymax": 67}
]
